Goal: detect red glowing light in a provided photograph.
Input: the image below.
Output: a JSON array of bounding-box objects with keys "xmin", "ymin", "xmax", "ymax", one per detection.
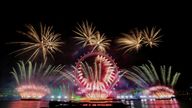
[
  {"xmin": 143, "ymin": 86, "xmax": 175, "ymax": 99},
  {"xmin": 16, "ymin": 84, "xmax": 50, "ymax": 99},
  {"xmin": 74, "ymin": 52, "xmax": 121, "ymax": 99}
]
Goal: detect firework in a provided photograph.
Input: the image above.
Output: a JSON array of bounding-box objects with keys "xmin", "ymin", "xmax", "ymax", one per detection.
[
  {"xmin": 142, "ymin": 27, "xmax": 162, "ymax": 48},
  {"xmin": 74, "ymin": 61, "xmax": 118, "ymax": 99},
  {"xmin": 143, "ymin": 86, "xmax": 175, "ymax": 99},
  {"xmin": 90, "ymin": 31, "xmax": 111, "ymax": 53},
  {"xmin": 123, "ymin": 69, "xmax": 149, "ymax": 88},
  {"xmin": 16, "ymin": 84, "xmax": 50, "ymax": 99},
  {"xmin": 124, "ymin": 60, "xmax": 180, "ymax": 88},
  {"xmin": 10, "ymin": 61, "xmax": 64, "ymax": 99},
  {"xmin": 116, "ymin": 27, "xmax": 162, "ymax": 53},
  {"xmin": 73, "ymin": 21, "xmax": 96, "ymax": 47},
  {"xmin": 116, "ymin": 29, "xmax": 143, "ymax": 53},
  {"xmin": 160, "ymin": 65, "xmax": 181, "ymax": 87},
  {"xmin": 123, "ymin": 60, "xmax": 180, "ymax": 99},
  {"xmin": 10, "ymin": 23, "xmax": 64, "ymax": 64},
  {"xmin": 60, "ymin": 52, "xmax": 123, "ymax": 99},
  {"xmin": 73, "ymin": 21, "xmax": 110, "ymax": 53}
]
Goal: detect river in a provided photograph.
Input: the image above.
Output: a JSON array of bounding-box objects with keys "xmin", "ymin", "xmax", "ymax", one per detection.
[{"xmin": 0, "ymin": 99, "xmax": 191, "ymax": 108}]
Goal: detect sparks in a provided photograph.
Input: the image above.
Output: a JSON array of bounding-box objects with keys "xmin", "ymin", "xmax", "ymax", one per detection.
[
  {"xmin": 143, "ymin": 86, "xmax": 175, "ymax": 99},
  {"xmin": 116, "ymin": 29, "xmax": 143, "ymax": 53},
  {"xmin": 123, "ymin": 60, "xmax": 181, "ymax": 88},
  {"xmin": 10, "ymin": 61, "xmax": 64, "ymax": 99},
  {"xmin": 60, "ymin": 52, "xmax": 122, "ymax": 99},
  {"xmin": 73, "ymin": 21, "xmax": 96, "ymax": 47},
  {"xmin": 142, "ymin": 27, "xmax": 162, "ymax": 48},
  {"xmin": 10, "ymin": 23, "xmax": 64, "ymax": 64},
  {"xmin": 90, "ymin": 31, "xmax": 111, "ymax": 53},
  {"xmin": 73, "ymin": 21, "xmax": 110, "ymax": 53}
]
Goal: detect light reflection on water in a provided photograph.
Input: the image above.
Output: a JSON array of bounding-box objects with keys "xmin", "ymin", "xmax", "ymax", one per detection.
[
  {"xmin": 137, "ymin": 99, "xmax": 180, "ymax": 108},
  {"xmin": 2, "ymin": 99, "xmax": 190, "ymax": 108},
  {"xmin": 8, "ymin": 100, "xmax": 49, "ymax": 108}
]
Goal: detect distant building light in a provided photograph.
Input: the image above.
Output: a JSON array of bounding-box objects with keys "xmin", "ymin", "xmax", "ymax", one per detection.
[
  {"xmin": 129, "ymin": 95, "xmax": 133, "ymax": 98},
  {"xmin": 57, "ymin": 96, "xmax": 61, "ymax": 99},
  {"xmin": 121, "ymin": 95, "xmax": 124, "ymax": 99},
  {"xmin": 51, "ymin": 95, "xmax": 55, "ymax": 98}
]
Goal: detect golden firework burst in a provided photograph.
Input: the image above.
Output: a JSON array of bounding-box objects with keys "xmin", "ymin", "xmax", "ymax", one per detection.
[
  {"xmin": 11, "ymin": 23, "xmax": 64, "ymax": 64},
  {"xmin": 73, "ymin": 21, "xmax": 110, "ymax": 53},
  {"xmin": 117, "ymin": 29, "xmax": 143, "ymax": 53},
  {"xmin": 91, "ymin": 31, "xmax": 111, "ymax": 53},
  {"xmin": 73, "ymin": 21, "xmax": 96, "ymax": 47},
  {"xmin": 142, "ymin": 27, "xmax": 162, "ymax": 48}
]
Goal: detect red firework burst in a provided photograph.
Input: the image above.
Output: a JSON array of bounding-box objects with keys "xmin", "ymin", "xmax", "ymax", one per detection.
[
  {"xmin": 73, "ymin": 52, "xmax": 123, "ymax": 99},
  {"xmin": 143, "ymin": 86, "xmax": 175, "ymax": 99}
]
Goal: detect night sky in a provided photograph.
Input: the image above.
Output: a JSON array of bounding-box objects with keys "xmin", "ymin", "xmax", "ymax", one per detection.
[{"xmin": 0, "ymin": 2, "xmax": 191, "ymax": 91}]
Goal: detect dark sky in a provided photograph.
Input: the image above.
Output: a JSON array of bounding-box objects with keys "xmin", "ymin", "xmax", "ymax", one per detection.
[{"xmin": 0, "ymin": 1, "xmax": 191, "ymax": 90}]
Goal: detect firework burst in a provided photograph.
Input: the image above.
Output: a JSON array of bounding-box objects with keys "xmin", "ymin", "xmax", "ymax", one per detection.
[
  {"xmin": 142, "ymin": 27, "xmax": 162, "ymax": 48},
  {"xmin": 124, "ymin": 60, "xmax": 181, "ymax": 88},
  {"xmin": 116, "ymin": 29, "xmax": 143, "ymax": 53},
  {"xmin": 73, "ymin": 21, "xmax": 110, "ymax": 53},
  {"xmin": 73, "ymin": 21, "xmax": 96, "ymax": 47},
  {"xmin": 10, "ymin": 61, "xmax": 64, "ymax": 99},
  {"xmin": 16, "ymin": 84, "xmax": 50, "ymax": 99},
  {"xmin": 90, "ymin": 31, "xmax": 111, "ymax": 53},
  {"xmin": 143, "ymin": 85, "xmax": 175, "ymax": 99},
  {"xmin": 123, "ymin": 60, "xmax": 180, "ymax": 99},
  {"xmin": 59, "ymin": 52, "xmax": 123, "ymax": 99},
  {"xmin": 10, "ymin": 23, "xmax": 64, "ymax": 64}
]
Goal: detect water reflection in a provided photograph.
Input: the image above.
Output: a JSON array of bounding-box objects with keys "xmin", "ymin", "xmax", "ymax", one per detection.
[
  {"xmin": 130, "ymin": 99, "xmax": 179, "ymax": 108},
  {"xmin": 4, "ymin": 99, "xmax": 185, "ymax": 108},
  {"xmin": 8, "ymin": 100, "xmax": 48, "ymax": 108}
]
